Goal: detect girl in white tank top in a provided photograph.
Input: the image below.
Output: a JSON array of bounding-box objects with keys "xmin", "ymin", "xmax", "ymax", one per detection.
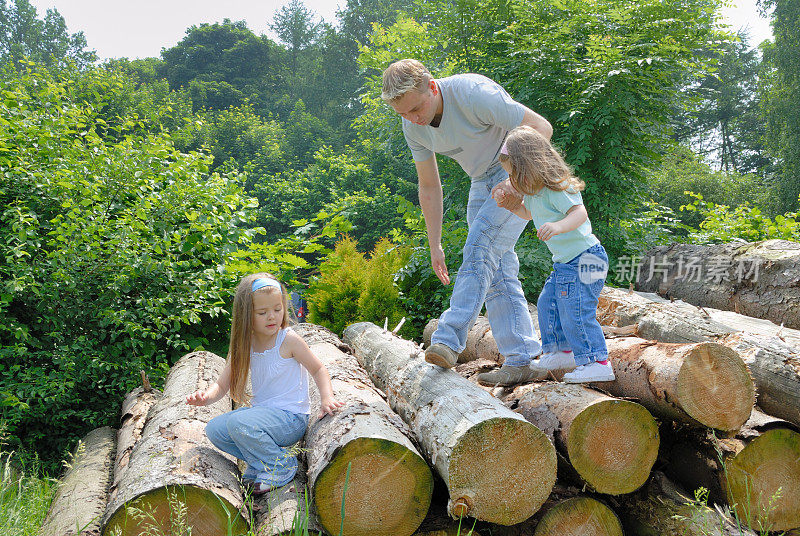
[{"xmin": 186, "ymin": 273, "xmax": 343, "ymax": 493}]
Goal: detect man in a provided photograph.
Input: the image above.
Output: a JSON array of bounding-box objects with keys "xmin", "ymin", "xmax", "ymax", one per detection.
[{"xmin": 382, "ymin": 59, "xmax": 552, "ymax": 386}]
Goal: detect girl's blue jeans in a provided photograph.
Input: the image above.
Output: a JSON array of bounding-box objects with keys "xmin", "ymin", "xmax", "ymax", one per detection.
[
  {"xmin": 431, "ymin": 164, "xmax": 541, "ymax": 366},
  {"xmin": 206, "ymin": 406, "xmax": 308, "ymax": 487},
  {"xmin": 537, "ymin": 243, "xmax": 609, "ymax": 365}
]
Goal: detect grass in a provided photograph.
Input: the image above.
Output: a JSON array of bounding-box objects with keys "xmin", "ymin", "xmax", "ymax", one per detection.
[{"xmin": 0, "ymin": 450, "xmax": 56, "ymax": 536}]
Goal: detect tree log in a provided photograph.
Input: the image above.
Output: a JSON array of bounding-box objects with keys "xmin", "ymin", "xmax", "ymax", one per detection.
[
  {"xmin": 598, "ymin": 287, "xmax": 800, "ymax": 427},
  {"xmin": 423, "ymin": 318, "xmax": 502, "ymax": 364},
  {"xmin": 39, "ymin": 426, "xmax": 116, "ymax": 536},
  {"xmin": 615, "ymin": 471, "xmax": 756, "ymax": 536},
  {"xmin": 252, "ymin": 457, "xmax": 321, "ymax": 536},
  {"xmin": 343, "ymin": 322, "xmax": 557, "ymax": 525},
  {"xmin": 508, "ymin": 382, "xmax": 658, "ymax": 495},
  {"xmin": 102, "ymin": 351, "xmax": 248, "ymax": 536},
  {"xmin": 661, "ymin": 409, "xmax": 800, "ymax": 532},
  {"xmin": 303, "ymin": 338, "xmax": 433, "ymax": 536},
  {"xmin": 636, "ymin": 240, "xmax": 800, "ymax": 329},
  {"xmin": 112, "ymin": 386, "xmax": 162, "ymax": 496},
  {"xmin": 600, "ymin": 337, "xmax": 754, "ymax": 432},
  {"xmin": 534, "ymin": 496, "xmax": 623, "ymax": 536}
]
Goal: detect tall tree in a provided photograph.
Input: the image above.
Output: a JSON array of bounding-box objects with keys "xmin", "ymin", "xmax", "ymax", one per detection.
[
  {"xmin": 0, "ymin": 0, "xmax": 95, "ymax": 68},
  {"xmin": 270, "ymin": 0, "xmax": 320, "ymax": 76},
  {"xmin": 759, "ymin": 0, "xmax": 800, "ymax": 212}
]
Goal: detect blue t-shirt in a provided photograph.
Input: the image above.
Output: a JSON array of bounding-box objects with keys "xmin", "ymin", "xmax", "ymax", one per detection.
[{"xmin": 523, "ymin": 187, "xmax": 599, "ymax": 263}]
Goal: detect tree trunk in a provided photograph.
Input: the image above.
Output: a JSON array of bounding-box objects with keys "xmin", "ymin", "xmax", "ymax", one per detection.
[
  {"xmin": 636, "ymin": 240, "xmax": 800, "ymax": 329},
  {"xmin": 39, "ymin": 426, "xmax": 116, "ymax": 536},
  {"xmin": 661, "ymin": 409, "xmax": 800, "ymax": 532},
  {"xmin": 112, "ymin": 386, "xmax": 162, "ymax": 496},
  {"xmin": 423, "ymin": 318, "xmax": 502, "ymax": 364},
  {"xmin": 298, "ymin": 325, "xmax": 433, "ymax": 536},
  {"xmin": 615, "ymin": 471, "xmax": 756, "ymax": 536},
  {"xmin": 600, "ymin": 338, "xmax": 754, "ymax": 432},
  {"xmin": 598, "ymin": 287, "xmax": 800, "ymax": 427},
  {"xmin": 252, "ymin": 457, "xmax": 321, "ymax": 536},
  {"xmin": 508, "ymin": 383, "xmax": 659, "ymax": 495},
  {"xmin": 102, "ymin": 351, "xmax": 248, "ymax": 536},
  {"xmin": 343, "ymin": 322, "xmax": 557, "ymax": 525},
  {"xmin": 534, "ymin": 496, "xmax": 623, "ymax": 536}
]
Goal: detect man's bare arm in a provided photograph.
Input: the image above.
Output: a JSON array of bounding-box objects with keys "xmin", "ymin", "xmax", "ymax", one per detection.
[{"xmin": 415, "ymin": 156, "xmax": 450, "ymax": 285}]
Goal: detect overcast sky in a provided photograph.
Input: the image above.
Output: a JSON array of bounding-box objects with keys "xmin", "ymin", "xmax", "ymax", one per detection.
[{"xmin": 28, "ymin": 0, "xmax": 774, "ymax": 61}]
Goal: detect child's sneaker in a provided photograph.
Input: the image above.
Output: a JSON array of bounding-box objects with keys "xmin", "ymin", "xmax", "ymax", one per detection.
[
  {"xmin": 530, "ymin": 350, "xmax": 576, "ymax": 372},
  {"xmin": 563, "ymin": 360, "xmax": 615, "ymax": 383}
]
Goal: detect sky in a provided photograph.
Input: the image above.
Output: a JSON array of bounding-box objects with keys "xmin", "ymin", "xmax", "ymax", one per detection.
[{"xmin": 28, "ymin": 0, "xmax": 774, "ymax": 61}]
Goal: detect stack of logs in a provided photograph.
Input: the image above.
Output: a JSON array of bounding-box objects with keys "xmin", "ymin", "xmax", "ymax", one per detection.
[{"xmin": 38, "ymin": 240, "xmax": 800, "ymax": 535}]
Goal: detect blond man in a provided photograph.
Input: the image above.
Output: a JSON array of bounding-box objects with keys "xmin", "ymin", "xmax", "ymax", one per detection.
[{"xmin": 382, "ymin": 59, "xmax": 552, "ymax": 386}]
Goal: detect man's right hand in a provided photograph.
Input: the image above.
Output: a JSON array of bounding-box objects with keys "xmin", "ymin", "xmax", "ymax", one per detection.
[{"xmin": 430, "ymin": 245, "xmax": 450, "ymax": 285}]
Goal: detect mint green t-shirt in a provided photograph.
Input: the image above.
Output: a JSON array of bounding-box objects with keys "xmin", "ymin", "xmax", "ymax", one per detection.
[{"xmin": 523, "ymin": 187, "xmax": 600, "ymax": 263}]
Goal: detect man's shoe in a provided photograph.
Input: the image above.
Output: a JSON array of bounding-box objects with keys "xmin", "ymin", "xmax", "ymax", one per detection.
[
  {"xmin": 477, "ymin": 364, "xmax": 541, "ymax": 386},
  {"xmin": 563, "ymin": 361, "xmax": 615, "ymax": 383},
  {"xmin": 530, "ymin": 350, "xmax": 576, "ymax": 372},
  {"xmin": 425, "ymin": 343, "xmax": 459, "ymax": 369}
]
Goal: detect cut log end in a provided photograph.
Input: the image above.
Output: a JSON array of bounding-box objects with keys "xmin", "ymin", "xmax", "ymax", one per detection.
[
  {"xmin": 534, "ymin": 497, "xmax": 623, "ymax": 536},
  {"xmin": 568, "ymin": 399, "xmax": 659, "ymax": 495},
  {"xmin": 676, "ymin": 342, "xmax": 755, "ymax": 431},
  {"xmin": 313, "ymin": 437, "xmax": 433, "ymax": 536},
  {"xmin": 102, "ymin": 485, "xmax": 248, "ymax": 536},
  {"xmin": 725, "ymin": 428, "xmax": 800, "ymax": 532},
  {"xmin": 448, "ymin": 417, "xmax": 557, "ymax": 526}
]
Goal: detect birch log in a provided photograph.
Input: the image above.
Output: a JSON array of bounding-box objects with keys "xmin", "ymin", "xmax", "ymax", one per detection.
[
  {"xmin": 636, "ymin": 240, "xmax": 800, "ymax": 329},
  {"xmin": 509, "ymin": 383, "xmax": 659, "ymax": 495},
  {"xmin": 599, "ymin": 338, "xmax": 754, "ymax": 432},
  {"xmin": 102, "ymin": 351, "xmax": 248, "ymax": 536},
  {"xmin": 300, "ymin": 331, "xmax": 433, "ymax": 536},
  {"xmin": 597, "ymin": 287, "xmax": 800, "ymax": 427},
  {"xmin": 39, "ymin": 426, "xmax": 116, "ymax": 536},
  {"xmin": 534, "ymin": 497, "xmax": 623, "ymax": 536},
  {"xmin": 343, "ymin": 322, "xmax": 557, "ymax": 525},
  {"xmin": 661, "ymin": 410, "xmax": 800, "ymax": 532}
]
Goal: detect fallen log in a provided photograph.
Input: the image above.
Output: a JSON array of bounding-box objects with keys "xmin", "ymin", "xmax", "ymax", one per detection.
[
  {"xmin": 343, "ymin": 322, "xmax": 557, "ymax": 525},
  {"xmin": 39, "ymin": 426, "xmax": 116, "ymax": 536},
  {"xmin": 111, "ymin": 385, "xmax": 162, "ymax": 498},
  {"xmin": 102, "ymin": 351, "xmax": 248, "ymax": 536},
  {"xmin": 300, "ymin": 330, "xmax": 433, "ymax": 536},
  {"xmin": 423, "ymin": 318, "xmax": 501, "ymax": 364},
  {"xmin": 615, "ymin": 471, "xmax": 756, "ymax": 536},
  {"xmin": 534, "ymin": 496, "xmax": 623, "ymax": 536},
  {"xmin": 661, "ymin": 409, "xmax": 800, "ymax": 532},
  {"xmin": 509, "ymin": 382, "xmax": 659, "ymax": 495},
  {"xmin": 598, "ymin": 287, "xmax": 800, "ymax": 427},
  {"xmin": 600, "ymin": 337, "xmax": 754, "ymax": 432},
  {"xmin": 636, "ymin": 240, "xmax": 800, "ymax": 329},
  {"xmin": 252, "ymin": 458, "xmax": 321, "ymax": 536}
]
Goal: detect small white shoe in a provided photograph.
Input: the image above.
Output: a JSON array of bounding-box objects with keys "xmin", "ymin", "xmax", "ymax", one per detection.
[
  {"xmin": 563, "ymin": 361, "xmax": 615, "ymax": 383},
  {"xmin": 530, "ymin": 350, "xmax": 576, "ymax": 372}
]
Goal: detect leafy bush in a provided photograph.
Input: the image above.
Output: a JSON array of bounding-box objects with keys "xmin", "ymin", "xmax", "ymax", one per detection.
[{"xmin": 307, "ymin": 236, "xmax": 410, "ymax": 337}]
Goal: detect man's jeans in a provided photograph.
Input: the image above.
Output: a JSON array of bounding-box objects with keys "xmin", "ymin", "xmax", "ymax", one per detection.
[
  {"xmin": 206, "ymin": 406, "xmax": 308, "ymax": 486},
  {"xmin": 432, "ymin": 164, "xmax": 541, "ymax": 366},
  {"xmin": 537, "ymin": 243, "xmax": 609, "ymax": 365}
]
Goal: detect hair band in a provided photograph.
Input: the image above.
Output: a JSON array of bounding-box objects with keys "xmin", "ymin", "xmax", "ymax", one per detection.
[
  {"xmin": 252, "ymin": 277, "xmax": 281, "ymax": 292},
  {"xmin": 500, "ymin": 141, "xmax": 509, "ymax": 155}
]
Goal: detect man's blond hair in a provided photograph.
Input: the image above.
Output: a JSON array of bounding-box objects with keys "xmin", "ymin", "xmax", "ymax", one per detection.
[{"xmin": 381, "ymin": 59, "xmax": 432, "ymax": 102}]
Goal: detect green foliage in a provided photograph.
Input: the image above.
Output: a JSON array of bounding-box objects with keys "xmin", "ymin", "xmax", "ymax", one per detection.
[
  {"xmin": 307, "ymin": 236, "xmax": 410, "ymax": 337},
  {"xmin": 681, "ymin": 192, "xmax": 800, "ymax": 244},
  {"xmin": 0, "ymin": 432, "xmax": 54, "ymax": 536}
]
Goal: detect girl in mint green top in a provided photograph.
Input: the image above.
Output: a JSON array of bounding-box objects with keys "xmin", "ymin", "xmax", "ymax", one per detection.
[{"xmin": 492, "ymin": 126, "xmax": 614, "ymax": 384}]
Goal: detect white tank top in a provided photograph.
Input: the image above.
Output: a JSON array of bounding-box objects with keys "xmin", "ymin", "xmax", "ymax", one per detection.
[{"xmin": 250, "ymin": 328, "xmax": 310, "ymax": 414}]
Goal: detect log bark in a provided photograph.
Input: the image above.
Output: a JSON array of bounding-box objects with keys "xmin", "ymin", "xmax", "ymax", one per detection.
[
  {"xmin": 112, "ymin": 386, "xmax": 162, "ymax": 497},
  {"xmin": 508, "ymin": 382, "xmax": 659, "ymax": 495},
  {"xmin": 615, "ymin": 471, "xmax": 756, "ymax": 536},
  {"xmin": 661, "ymin": 409, "xmax": 800, "ymax": 532},
  {"xmin": 598, "ymin": 287, "xmax": 800, "ymax": 427},
  {"xmin": 636, "ymin": 240, "xmax": 800, "ymax": 329},
  {"xmin": 102, "ymin": 351, "xmax": 248, "ymax": 536},
  {"xmin": 343, "ymin": 322, "xmax": 557, "ymax": 525},
  {"xmin": 299, "ymin": 329, "xmax": 433, "ymax": 536},
  {"xmin": 600, "ymin": 337, "xmax": 755, "ymax": 432},
  {"xmin": 39, "ymin": 426, "xmax": 116, "ymax": 536},
  {"xmin": 252, "ymin": 457, "xmax": 321, "ymax": 536},
  {"xmin": 423, "ymin": 318, "xmax": 501, "ymax": 364},
  {"xmin": 534, "ymin": 496, "xmax": 623, "ymax": 536}
]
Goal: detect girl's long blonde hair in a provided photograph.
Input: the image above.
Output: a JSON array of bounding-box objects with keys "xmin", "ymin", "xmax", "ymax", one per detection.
[
  {"xmin": 500, "ymin": 125, "xmax": 585, "ymax": 195},
  {"xmin": 228, "ymin": 272, "xmax": 292, "ymax": 404}
]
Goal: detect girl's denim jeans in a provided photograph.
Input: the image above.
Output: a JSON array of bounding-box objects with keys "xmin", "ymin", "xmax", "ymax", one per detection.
[
  {"xmin": 537, "ymin": 243, "xmax": 609, "ymax": 365},
  {"xmin": 206, "ymin": 406, "xmax": 309, "ymax": 486},
  {"xmin": 431, "ymin": 164, "xmax": 541, "ymax": 366}
]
